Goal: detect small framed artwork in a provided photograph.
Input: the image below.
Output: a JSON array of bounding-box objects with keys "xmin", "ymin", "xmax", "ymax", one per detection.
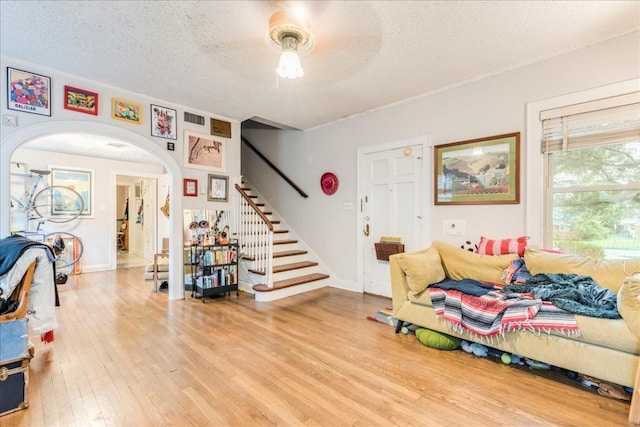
[
  {"xmin": 111, "ymin": 98, "xmax": 142, "ymax": 124},
  {"xmin": 151, "ymin": 104, "xmax": 177, "ymax": 139},
  {"xmin": 210, "ymin": 118, "xmax": 232, "ymax": 138},
  {"xmin": 50, "ymin": 166, "xmax": 94, "ymax": 216},
  {"xmin": 64, "ymin": 85, "xmax": 98, "ymax": 115},
  {"xmin": 184, "ymin": 130, "xmax": 225, "ymax": 171},
  {"xmin": 7, "ymin": 67, "xmax": 51, "ymax": 116},
  {"xmin": 183, "ymin": 178, "xmax": 198, "ymax": 197},
  {"xmin": 434, "ymin": 132, "xmax": 520, "ymax": 205},
  {"xmin": 207, "ymin": 174, "xmax": 228, "ymax": 202}
]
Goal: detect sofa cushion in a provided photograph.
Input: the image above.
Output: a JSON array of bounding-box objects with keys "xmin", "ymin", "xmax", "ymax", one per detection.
[
  {"xmin": 524, "ymin": 248, "xmax": 640, "ymax": 293},
  {"xmin": 477, "ymin": 235, "xmax": 529, "ymax": 257},
  {"xmin": 397, "ymin": 247, "xmax": 446, "ymax": 293},
  {"xmin": 618, "ymin": 272, "xmax": 640, "ymax": 338},
  {"xmin": 432, "ymin": 240, "xmax": 519, "ymax": 284}
]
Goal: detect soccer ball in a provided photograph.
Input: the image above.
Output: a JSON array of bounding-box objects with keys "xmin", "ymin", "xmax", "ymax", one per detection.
[{"xmin": 461, "ymin": 240, "xmax": 478, "ymax": 253}]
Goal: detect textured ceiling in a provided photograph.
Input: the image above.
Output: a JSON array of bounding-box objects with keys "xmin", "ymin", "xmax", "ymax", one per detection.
[{"xmin": 1, "ymin": 0, "xmax": 639, "ymax": 134}]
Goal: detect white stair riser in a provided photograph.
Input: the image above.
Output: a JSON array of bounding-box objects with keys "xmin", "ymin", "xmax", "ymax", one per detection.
[
  {"xmin": 272, "ymin": 266, "xmax": 319, "ymax": 282},
  {"xmin": 272, "ymin": 254, "xmax": 308, "ymax": 266},
  {"xmin": 253, "ymin": 279, "xmax": 330, "ymax": 302}
]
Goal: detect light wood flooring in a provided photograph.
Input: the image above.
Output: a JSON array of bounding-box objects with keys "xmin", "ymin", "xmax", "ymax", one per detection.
[{"xmin": 1, "ymin": 267, "xmax": 631, "ymax": 426}]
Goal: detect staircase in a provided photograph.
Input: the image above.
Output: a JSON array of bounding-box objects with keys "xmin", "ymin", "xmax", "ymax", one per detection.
[{"xmin": 235, "ymin": 181, "xmax": 330, "ymax": 302}]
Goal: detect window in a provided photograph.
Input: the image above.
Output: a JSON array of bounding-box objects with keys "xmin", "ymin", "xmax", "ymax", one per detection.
[{"xmin": 541, "ymin": 93, "xmax": 640, "ymax": 259}]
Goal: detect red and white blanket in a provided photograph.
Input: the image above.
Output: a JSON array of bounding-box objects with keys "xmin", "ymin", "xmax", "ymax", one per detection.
[{"xmin": 429, "ymin": 288, "xmax": 579, "ymax": 338}]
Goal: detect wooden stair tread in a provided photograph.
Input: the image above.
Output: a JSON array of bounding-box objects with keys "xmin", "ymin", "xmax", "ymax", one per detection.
[
  {"xmin": 249, "ymin": 261, "xmax": 318, "ymax": 275},
  {"xmin": 273, "ymin": 249, "xmax": 307, "ymax": 258},
  {"xmin": 242, "ymin": 249, "xmax": 307, "ymax": 262},
  {"xmin": 274, "ymin": 239, "xmax": 297, "ymax": 245},
  {"xmin": 274, "ymin": 230, "xmax": 288, "ymax": 234},
  {"xmin": 253, "ymin": 273, "xmax": 329, "ymax": 292}
]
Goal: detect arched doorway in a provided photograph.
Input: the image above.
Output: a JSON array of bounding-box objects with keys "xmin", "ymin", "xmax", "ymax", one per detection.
[{"xmin": 1, "ymin": 121, "xmax": 185, "ymax": 300}]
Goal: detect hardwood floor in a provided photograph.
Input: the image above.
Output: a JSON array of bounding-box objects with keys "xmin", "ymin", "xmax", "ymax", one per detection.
[{"xmin": 2, "ymin": 267, "xmax": 630, "ymax": 426}]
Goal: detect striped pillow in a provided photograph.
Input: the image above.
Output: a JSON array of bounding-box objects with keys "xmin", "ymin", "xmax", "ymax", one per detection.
[{"xmin": 478, "ymin": 236, "xmax": 529, "ymax": 257}]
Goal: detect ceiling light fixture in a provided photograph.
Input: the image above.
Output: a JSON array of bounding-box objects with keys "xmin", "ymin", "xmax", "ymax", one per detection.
[{"xmin": 269, "ymin": 11, "xmax": 314, "ymax": 80}]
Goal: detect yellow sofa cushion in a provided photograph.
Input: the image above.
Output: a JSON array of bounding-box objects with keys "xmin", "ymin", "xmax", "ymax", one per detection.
[
  {"xmin": 618, "ymin": 272, "xmax": 640, "ymax": 338},
  {"xmin": 396, "ymin": 247, "xmax": 446, "ymax": 293},
  {"xmin": 432, "ymin": 240, "xmax": 518, "ymax": 284},
  {"xmin": 524, "ymin": 248, "xmax": 640, "ymax": 293}
]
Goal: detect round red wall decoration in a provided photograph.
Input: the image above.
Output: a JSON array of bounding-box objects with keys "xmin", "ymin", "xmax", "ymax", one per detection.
[{"xmin": 320, "ymin": 172, "xmax": 339, "ymax": 195}]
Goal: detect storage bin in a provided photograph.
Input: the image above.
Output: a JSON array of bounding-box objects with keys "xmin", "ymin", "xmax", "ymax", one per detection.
[
  {"xmin": 374, "ymin": 243, "xmax": 405, "ymax": 261},
  {"xmin": 0, "ymin": 357, "xmax": 29, "ymax": 416}
]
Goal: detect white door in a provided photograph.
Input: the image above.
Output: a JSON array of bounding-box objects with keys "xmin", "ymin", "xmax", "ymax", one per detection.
[{"xmin": 359, "ymin": 141, "xmax": 427, "ymax": 297}]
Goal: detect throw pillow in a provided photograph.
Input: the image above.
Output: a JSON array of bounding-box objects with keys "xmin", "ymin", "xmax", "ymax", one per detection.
[
  {"xmin": 415, "ymin": 328, "xmax": 461, "ymax": 350},
  {"xmin": 432, "ymin": 240, "xmax": 519, "ymax": 284},
  {"xmin": 477, "ymin": 235, "xmax": 529, "ymax": 257},
  {"xmin": 397, "ymin": 247, "xmax": 446, "ymax": 293},
  {"xmin": 524, "ymin": 248, "xmax": 640, "ymax": 293}
]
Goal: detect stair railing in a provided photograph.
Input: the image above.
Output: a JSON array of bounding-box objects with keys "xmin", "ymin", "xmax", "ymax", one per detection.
[{"xmin": 235, "ymin": 184, "xmax": 274, "ymax": 288}]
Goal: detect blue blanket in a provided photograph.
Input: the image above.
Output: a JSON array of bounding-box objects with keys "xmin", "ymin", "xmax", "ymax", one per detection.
[
  {"xmin": 429, "ymin": 278, "xmax": 498, "ymax": 297},
  {"xmin": 0, "ymin": 234, "xmax": 55, "ymax": 276},
  {"xmin": 503, "ymin": 273, "xmax": 620, "ymax": 319}
]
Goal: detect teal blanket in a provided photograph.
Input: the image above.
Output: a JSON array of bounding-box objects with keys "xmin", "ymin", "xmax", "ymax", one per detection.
[{"xmin": 503, "ymin": 273, "xmax": 620, "ymax": 319}]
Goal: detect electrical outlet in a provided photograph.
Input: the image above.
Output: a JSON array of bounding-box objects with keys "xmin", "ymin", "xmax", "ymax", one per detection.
[{"xmin": 443, "ymin": 219, "xmax": 466, "ymax": 235}]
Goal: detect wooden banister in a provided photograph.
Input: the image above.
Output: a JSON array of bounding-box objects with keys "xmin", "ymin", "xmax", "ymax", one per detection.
[
  {"xmin": 241, "ymin": 136, "xmax": 309, "ymax": 198},
  {"xmin": 235, "ymin": 184, "xmax": 274, "ymax": 231}
]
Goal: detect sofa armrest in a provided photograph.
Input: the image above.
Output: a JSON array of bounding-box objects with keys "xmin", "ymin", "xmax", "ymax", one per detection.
[
  {"xmin": 618, "ymin": 272, "xmax": 640, "ymax": 338},
  {"xmin": 389, "ymin": 253, "xmax": 411, "ymax": 314}
]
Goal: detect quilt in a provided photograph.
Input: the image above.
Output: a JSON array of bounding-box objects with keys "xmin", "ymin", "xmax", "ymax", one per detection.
[{"xmin": 429, "ymin": 288, "xmax": 579, "ymax": 338}]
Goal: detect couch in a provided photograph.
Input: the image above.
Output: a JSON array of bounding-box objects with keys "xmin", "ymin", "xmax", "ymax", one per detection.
[{"xmin": 390, "ymin": 240, "xmax": 640, "ymax": 424}]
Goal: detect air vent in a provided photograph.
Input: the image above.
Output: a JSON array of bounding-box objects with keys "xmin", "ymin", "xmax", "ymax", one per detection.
[{"xmin": 184, "ymin": 111, "xmax": 205, "ymax": 126}]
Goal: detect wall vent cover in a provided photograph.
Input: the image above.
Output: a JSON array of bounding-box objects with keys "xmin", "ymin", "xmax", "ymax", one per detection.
[{"xmin": 184, "ymin": 111, "xmax": 205, "ymax": 126}]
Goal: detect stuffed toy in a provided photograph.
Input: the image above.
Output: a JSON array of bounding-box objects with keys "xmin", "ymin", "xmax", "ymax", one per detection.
[{"xmin": 460, "ymin": 340, "xmax": 488, "ymax": 357}]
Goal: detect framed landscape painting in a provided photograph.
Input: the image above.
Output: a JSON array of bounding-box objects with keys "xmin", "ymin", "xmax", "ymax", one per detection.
[{"xmin": 434, "ymin": 132, "xmax": 520, "ymax": 205}]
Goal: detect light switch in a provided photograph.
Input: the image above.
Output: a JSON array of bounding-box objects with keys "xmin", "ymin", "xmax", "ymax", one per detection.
[{"xmin": 2, "ymin": 115, "xmax": 17, "ymax": 127}]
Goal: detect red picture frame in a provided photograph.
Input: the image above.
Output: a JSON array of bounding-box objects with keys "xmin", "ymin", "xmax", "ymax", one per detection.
[
  {"xmin": 64, "ymin": 85, "xmax": 98, "ymax": 115},
  {"xmin": 183, "ymin": 178, "xmax": 198, "ymax": 197}
]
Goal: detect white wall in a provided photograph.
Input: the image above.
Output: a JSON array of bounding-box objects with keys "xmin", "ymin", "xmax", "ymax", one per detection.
[
  {"xmin": 242, "ymin": 31, "xmax": 640, "ymax": 288},
  {"xmin": 0, "ymin": 55, "xmax": 242, "ymax": 300},
  {"xmin": 10, "ymin": 148, "xmax": 163, "ymax": 271}
]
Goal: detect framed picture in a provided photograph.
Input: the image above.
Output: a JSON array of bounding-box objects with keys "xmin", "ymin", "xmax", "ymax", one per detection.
[
  {"xmin": 7, "ymin": 67, "xmax": 51, "ymax": 116},
  {"xmin": 434, "ymin": 132, "xmax": 520, "ymax": 205},
  {"xmin": 207, "ymin": 174, "xmax": 228, "ymax": 202},
  {"xmin": 50, "ymin": 166, "xmax": 94, "ymax": 216},
  {"xmin": 111, "ymin": 98, "xmax": 142, "ymax": 124},
  {"xmin": 183, "ymin": 178, "xmax": 198, "ymax": 197},
  {"xmin": 64, "ymin": 85, "xmax": 98, "ymax": 115},
  {"xmin": 184, "ymin": 130, "xmax": 226, "ymax": 171},
  {"xmin": 210, "ymin": 118, "xmax": 232, "ymax": 138},
  {"xmin": 151, "ymin": 104, "xmax": 177, "ymax": 139}
]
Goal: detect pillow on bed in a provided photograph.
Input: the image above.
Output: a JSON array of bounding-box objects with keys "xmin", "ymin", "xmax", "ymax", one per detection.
[
  {"xmin": 477, "ymin": 235, "xmax": 529, "ymax": 257},
  {"xmin": 396, "ymin": 247, "xmax": 446, "ymax": 293}
]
